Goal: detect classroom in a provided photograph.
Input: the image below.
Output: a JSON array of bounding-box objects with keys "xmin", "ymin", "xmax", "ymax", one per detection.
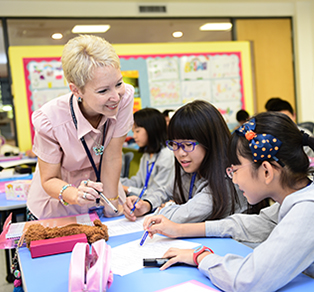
[{"xmin": 0, "ymin": 0, "xmax": 314, "ymax": 291}]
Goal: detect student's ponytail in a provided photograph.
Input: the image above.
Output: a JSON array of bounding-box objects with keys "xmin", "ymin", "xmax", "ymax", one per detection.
[{"xmin": 302, "ymin": 131, "xmax": 314, "ymax": 150}]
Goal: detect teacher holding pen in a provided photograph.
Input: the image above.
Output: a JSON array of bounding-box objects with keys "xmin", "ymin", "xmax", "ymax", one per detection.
[{"xmin": 27, "ymin": 35, "xmax": 134, "ymax": 220}]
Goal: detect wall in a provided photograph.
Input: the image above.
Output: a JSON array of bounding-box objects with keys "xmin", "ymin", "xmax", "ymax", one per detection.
[
  {"xmin": 236, "ymin": 18, "xmax": 295, "ymax": 114},
  {"xmin": 1, "ymin": 0, "xmax": 314, "ymax": 122}
]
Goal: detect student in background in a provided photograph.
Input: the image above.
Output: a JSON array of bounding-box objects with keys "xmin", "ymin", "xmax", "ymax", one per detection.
[
  {"xmin": 232, "ymin": 109, "xmax": 250, "ymax": 132},
  {"xmin": 121, "ymin": 108, "xmax": 174, "ymax": 197},
  {"xmin": 162, "ymin": 109, "xmax": 175, "ymax": 127},
  {"xmin": 144, "ymin": 112, "xmax": 314, "ymax": 292},
  {"xmin": 27, "ymin": 35, "xmax": 134, "ymax": 220},
  {"xmin": 265, "ymin": 97, "xmax": 314, "ymax": 157},
  {"xmin": 123, "ymin": 100, "xmax": 247, "ymax": 223}
]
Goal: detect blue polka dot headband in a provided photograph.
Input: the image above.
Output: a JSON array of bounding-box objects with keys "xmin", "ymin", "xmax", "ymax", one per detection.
[{"xmin": 236, "ymin": 118, "xmax": 284, "ymax": 167}]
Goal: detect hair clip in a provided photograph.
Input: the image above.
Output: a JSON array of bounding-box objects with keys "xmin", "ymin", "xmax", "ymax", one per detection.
[{"xmin": 237, "ymin": 118, "xmax": 284, "ymax": 166}]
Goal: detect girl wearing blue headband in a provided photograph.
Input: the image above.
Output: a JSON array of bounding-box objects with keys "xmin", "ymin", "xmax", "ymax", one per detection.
[{"xmin": 144, "ymin": 111, "xmax": 314, "ymax": 292}]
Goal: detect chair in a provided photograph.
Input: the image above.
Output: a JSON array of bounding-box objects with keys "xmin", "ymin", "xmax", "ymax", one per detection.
[
  {"xmin": 297, "ymin": 122, "xmax": 314, "ymax": 135},
  {"xmin": 121, "ymin": 152, "xmax": 134, "ymax": 178}
]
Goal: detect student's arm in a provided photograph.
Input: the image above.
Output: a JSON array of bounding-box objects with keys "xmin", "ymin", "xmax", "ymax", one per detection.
[
  {"xmin": 144, "ymin": 215, "xmax": 206, "ymax": 238},
  {"xmin": 157, "ymin": 182, "xmax": 215, "ymax": 223},
  {"xmin": 143, "ymin": 181, "xmax": 175, "ymax": 211},
  {"xmin": 198, "ymin": 201, "xmax": 314, "ymax": 292},
  {"xmin": 205, "ymin": 203, "xmax": 279, "ymax": 243}
]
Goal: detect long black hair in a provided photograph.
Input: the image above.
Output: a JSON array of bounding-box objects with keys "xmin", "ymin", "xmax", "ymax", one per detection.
[
  {"xmin": 134, "ymin": 108, "xmax": 167, "ymax": 154},
  {"xmin": 168, "ymin": 100, "xmax": 239, "ymax": 220}
]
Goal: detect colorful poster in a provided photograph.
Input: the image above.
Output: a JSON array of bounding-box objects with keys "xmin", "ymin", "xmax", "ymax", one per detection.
[
  {"xmin": 10, "ymin": 42, "xmax": 253, "ymax": 151},
  {"xmin": 147, "ymin": 57, "xmax": 179, "ymax": 82},
  {"xmin": 149, "ymin": 80, "xmax": 181, "ymax": 106},
  {"xmin": 181, "ymin": 80, "xmax": 211, "ymax": 103},
  {"xmin": 180, "ymin": 55, "xmax": 210, "ymax": 80},
  {"xmin": 23, "ymin": 57, "xmax": 70, "ymax": 140},
  {"xmin": 145, "ymin": 52, "xmax": 244, "ymax": 125}
]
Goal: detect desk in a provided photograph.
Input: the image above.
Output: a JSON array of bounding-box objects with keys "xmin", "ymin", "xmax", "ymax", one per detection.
[
  {"xmin": 0, "ymin": 192, "xmax": 27, "ymax": 283},
  {"xmin": 0, "ymin": 173, "xmax": 32, "ymax": 283},
  {"xmin": 18, "ymin": 216, "xmax": 314, "ymax": 292}
]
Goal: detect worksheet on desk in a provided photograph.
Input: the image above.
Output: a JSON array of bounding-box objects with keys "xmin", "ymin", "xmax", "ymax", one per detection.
[
  {"xmin": 105, "ymin": 217, "xmax": 146, "ymax": 237},
  {"xmin": 111, "ymin": 235, "xmax": 200, "ymax": 276}
]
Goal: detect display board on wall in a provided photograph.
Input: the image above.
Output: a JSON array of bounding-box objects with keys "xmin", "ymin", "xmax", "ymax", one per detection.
[{"xmin": 9, "ymin": 41, "xmax": 254, "ymax": 151}]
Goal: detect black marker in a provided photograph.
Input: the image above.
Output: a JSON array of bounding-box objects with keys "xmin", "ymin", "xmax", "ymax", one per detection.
[{"xmin": 143, "ymin": 258, "xmax": 170, "ymax": 267}]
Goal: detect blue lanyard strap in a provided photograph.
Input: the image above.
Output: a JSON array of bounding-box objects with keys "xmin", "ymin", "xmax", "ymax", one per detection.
[
  {"xmin": 145, "ymin": 160, "xmax": 155, "ymax": 187},
  {"xmin": 189, "ymin": 172, "xmax": 197, "ymax": 200},
  {"xmin": 70, "ymin": 95, "xmax": 107, "ymax": 182}
]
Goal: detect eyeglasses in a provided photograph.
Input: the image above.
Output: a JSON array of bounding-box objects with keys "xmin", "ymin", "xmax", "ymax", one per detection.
[
  {"xmin": 166, "ymin": 140, "xmax": 199, "ymax": 152},
  {"xmin": 226, "ymin": 162, "xmax": 254, "ymax": 179}
]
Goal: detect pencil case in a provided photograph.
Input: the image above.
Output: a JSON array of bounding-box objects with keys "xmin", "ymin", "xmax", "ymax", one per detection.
[
  {"xmin": 68, "ymin": 239, "xmax": 113, "ymax": 292},
  {"xmin": 30, "ymin": 233, "xmax": 87, "ymax": 258}
]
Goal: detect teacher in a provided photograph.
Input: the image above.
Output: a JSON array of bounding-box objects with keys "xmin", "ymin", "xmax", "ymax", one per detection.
[{"xmin": 27, "ymin": 35, "xmax": 134, "ymax": 220}]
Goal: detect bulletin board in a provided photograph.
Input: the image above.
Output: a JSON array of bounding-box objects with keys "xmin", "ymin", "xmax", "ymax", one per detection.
[{"xmin": 9, "ymin": 41, "xmax": 254, "ymax": 152}]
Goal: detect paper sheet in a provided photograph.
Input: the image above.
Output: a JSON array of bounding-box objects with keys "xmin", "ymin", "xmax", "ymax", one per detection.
[
  {"xmin": 111, "ymin": 235, "xmax": 200, "ymax": 276},
  {"xmin": 156, "ymin": 280, "xmax": 219, "ymax": 292},
  {"xmin": 105, "ymin": 217, "xmax": 145, "ymax": 237}
]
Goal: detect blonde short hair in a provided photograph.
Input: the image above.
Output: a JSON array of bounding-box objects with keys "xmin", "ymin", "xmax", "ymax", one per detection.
[{"xmin": 61, "ymin": 35, "xmax": 120, "ymax": 90}]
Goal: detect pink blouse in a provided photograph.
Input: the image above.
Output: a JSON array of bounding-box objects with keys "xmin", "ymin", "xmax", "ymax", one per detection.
[{"xmin": 27, "ymin": 84, "xmax": 134, "ymax": 219}]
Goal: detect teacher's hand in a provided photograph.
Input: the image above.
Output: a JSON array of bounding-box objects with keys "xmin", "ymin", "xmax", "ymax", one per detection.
[{"xmin": 77, "ymin": 179, "xmax": 101, "ymax": 205}]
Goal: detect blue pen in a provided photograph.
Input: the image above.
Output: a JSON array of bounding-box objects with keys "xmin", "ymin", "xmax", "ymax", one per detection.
[
  {"xmin": 140, "ymin": 221, "xmax": 155, "ymax": 246},
  {"xmin": 139, "ymin": 208, "xmax": 161, "ymax": 246},
  {"xmin": 130, "ymin": 161, "xmax": 155, "ymax": 215},
  {"xmin": 130, "ymin": 186, "xmax": 147, "ymax": 214}
]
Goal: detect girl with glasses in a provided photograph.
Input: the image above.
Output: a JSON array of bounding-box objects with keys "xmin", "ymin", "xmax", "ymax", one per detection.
[
  {"xmin": 123, "ymin": 100, "xmax": 247, "ymax": 223},
  {"xmin": 121, "ymin": 108, "xmax": 174, "ymax": 197},
  {"xmin": 143, "ymin": 112, "xmax": 314, "ymax": 292}
]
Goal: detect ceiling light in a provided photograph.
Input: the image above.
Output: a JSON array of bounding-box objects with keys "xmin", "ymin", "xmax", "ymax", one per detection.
[
  {"xmin": 72, "ymin": 25, "xmax": 110, "ymax": 34},
  {"xmin": 2, "ymin": 105, "xmax": 12, "ymax": 112},
  {"xmin": 172, "ymin": 31, "xmax": 183, "ymax": 38},
  {"xmin": 51, "ymin": 33, "xmax": 63, "ymax": 40},
  {"xmin": 199, "ymin": 23, "xmax": 232, "ymax": 31}
]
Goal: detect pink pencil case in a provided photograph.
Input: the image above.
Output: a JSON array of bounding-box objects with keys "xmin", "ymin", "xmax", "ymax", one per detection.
[{"xmin": 30, "ymin": 233, "xmax": 87, "ymax": 258}]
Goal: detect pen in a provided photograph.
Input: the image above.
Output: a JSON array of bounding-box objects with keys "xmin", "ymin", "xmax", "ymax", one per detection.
[
  {"xmin": 130, "ymin": 186, "xmax": 146, "ymax": 215},
  {"xmin": 140, "ymin": 220, "xmax": 155, "ymax": 246},
  {"xmin": 139, "ymin": 208, "xmax": 160, "ymax": 246},
  {"xmin": 97, "ymin": 191, "xmax": 118, "ymax": 213}
]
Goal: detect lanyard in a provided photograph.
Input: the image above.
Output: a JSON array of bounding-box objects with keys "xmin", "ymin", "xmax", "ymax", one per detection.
[
  {"xmin": 69, "ymin": 95, "xmax": 107, "ymax": 182},
  {"xmin": 145, "ymin": 160, "xmax": 155, "ymax": 188},
  {"xmin": 189, "ymin": 172, "xmax": 197, "ymax": 199}
]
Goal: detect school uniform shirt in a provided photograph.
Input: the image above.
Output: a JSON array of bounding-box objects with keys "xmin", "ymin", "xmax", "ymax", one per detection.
[
  {"xmin": 120, "ymin": 147, "xmax": 175, "ymax": 196},
  {"xmin": 199, "ymin": 183, "xmax": 314, "ymax": 292},
  {"xmin": 27, "ymin": 84, "xmax": 134, "ymax": 219},
  {"xmin": 143, "ymin": 171, "xmax": 247, "ymax": 223}
]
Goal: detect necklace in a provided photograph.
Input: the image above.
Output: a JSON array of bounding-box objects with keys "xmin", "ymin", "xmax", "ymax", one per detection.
[{"xmin": 89, "ymin": 124, "xmax": 105, "ymax": 155}]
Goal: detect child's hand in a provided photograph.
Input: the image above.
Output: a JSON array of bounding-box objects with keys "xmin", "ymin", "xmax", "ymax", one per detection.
[
  {"xmin": 159, "ymin": 248, "xmax": 195, "ymax": 270},
  {"xmin": 123, "ymin": 196, "xmax": 151, "ymax": 221},
  {"xmin": 143, "ymin": 215, "xmax": 181, "ymax": 238},
  {"xmin": 160, "ymin": 200, "xmax": 174, "ymax": 208}
]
